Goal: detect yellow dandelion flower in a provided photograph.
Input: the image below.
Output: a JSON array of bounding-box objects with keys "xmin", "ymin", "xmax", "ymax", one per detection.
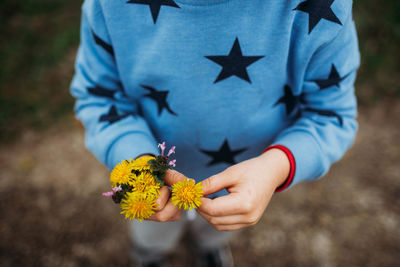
[
  {"xmin": 171, "ymin": 179, "xmax": 204, "ymax": 210},
  {"xmin": 132, "ymin": 156, "xmax": 155, "ymax": 172},
  {"xmin": 120, "ymin": 192, "xmax": 157, "ymax": 221},
  {"xmin": 110, "ymin": 159, "xmax": 135, "ymax": 186},
  {"xmin": 141, "ymin": 171, "xmax": 159, "ymax": 187},
  {"xmin": 129, "ymin": 172, "xmax": 161, "ymax": 198}
]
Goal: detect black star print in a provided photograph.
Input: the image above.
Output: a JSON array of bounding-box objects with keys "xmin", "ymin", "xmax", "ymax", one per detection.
[
  {"xmin": 200, "ymin": 139, "xmax": 247, "ymax": 166},
  {"xmin": 293, "ymin": 0, "xmax": 342, "ymax": 34},
  {"xmin": 275, "ymin": 85, "xmax": 302, "ymax": 116},
  {"xmin": 304, "ymin": 107, "xmax": 343, "ymax": 126},
  {"xmin": 92, "ymin": 31, "xmax": 114, "ymax": 56},
  {"xmin": 205, "ymin": 38, "xmax": 264, "ymax": 84},
  {"xmin": 88, "ymin": 85, "xmax": 117, "ymax": 99},
  {"xmin": 312, "ymin": 64, "xmax": 348, "ymax": 90},
  {"xmin": 99, "ymin": 105, "xmax": 129, "ymax": 124},
  {"xmin": 116, "ymin": 81, "xmax": 129, "ymax": 97},
  {"xmin": 126, "ymin": 0, "xmax": 180, "ymax": 24},
  {"xmin": 142, "ymin": 85, "xmax": 177, "ymax": 116}
]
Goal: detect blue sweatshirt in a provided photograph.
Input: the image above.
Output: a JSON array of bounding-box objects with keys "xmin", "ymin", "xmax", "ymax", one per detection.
[{"xmin": 70, "ymin": 0, "xmax": 360, "ymax": 193}]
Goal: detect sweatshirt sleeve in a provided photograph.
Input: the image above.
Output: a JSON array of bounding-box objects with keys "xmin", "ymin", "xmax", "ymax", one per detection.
[
  {"xmin": 272, "ymin": 9, "xmax": 360, "ymax": 189},
  {"xmin": 70, "ymin": 0, "xmax": 159, "ymax": 170}
]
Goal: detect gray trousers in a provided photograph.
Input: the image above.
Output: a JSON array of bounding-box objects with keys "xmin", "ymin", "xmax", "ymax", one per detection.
[{"xmin": 129, "ymin": 210, "xmax": 236, "ymax": 262}]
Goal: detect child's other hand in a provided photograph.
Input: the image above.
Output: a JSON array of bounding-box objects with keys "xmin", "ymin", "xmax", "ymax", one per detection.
[
  {"xmin": 197, "ymin": 148, "xmax": 290, "ymax": 231},
  {"xmin": 146, "ymin": 169, "xmax": 187, "ymax": 222}
]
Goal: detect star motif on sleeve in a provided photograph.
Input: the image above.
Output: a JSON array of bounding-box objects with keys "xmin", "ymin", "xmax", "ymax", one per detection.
[
  {"xmin": 141, "ymin": 84, "xmax": 177, "ymax": 116},
  {"xmin": 205, "ymin": 37, "xmax": 264, "ymax": 84},
  {"xmin": 304, "ymin": 107, "xmax": 343, "ymax": 126},
  {"xmin": 293, "ymin": 0, "xmax": 342, "ymax": 34},
  {"xmin": 126, "ymin": 0, "xmax": 180, "ymax": 24},
  {"xmin": 88, "ymin": 85, "xmax": 117, "ymax": 99},
  {"xmin": 92, "ymin": 31, "xmax": 114, "ymax": 56},
  {"xmin": 275, "ymin": 85, "xmax": 302, "ymax": 116},
  {"xmin": 99, "ymin": 105, "xmax": 129, "ymax": 124},
  {"xmin": 312, "ymin": 64, "xmax": 348, "ymax": 90},
  {"xmin": 200, "ymin": 139, "xmax": 247, "ymax": 166}
]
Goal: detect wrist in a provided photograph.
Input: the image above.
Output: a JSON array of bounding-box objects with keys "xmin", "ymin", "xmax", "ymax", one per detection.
[{"xmin": 261, "ymin": 145, "xmax": 296, "ymax": 192}]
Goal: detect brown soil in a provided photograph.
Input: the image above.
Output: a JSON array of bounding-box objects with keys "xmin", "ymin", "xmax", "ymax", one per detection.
[{"xmin": 0, "ymin": 101, "xmax": 399, "ymax": 267}]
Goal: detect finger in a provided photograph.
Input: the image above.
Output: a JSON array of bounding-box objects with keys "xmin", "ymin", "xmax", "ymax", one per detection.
[
  {"xmin": 155, "ymin": 186, "xmax": 170, "ymax": 211},
  {"xmin": 198, "ymin": 211, "xmax": 253, "ymax": 225},
  {"xmin": 169, "ymin": 209, "xmax": 183, "ymax": 221},
  {"xmin": 213, "ymin": 224, "xmax": 250, "ymax": 232},
  {"xmin": 163, "ymin": 170, "xmax": 189, "ymax": 186},
  {"xmin": 201, "ymin": 172, "xmax": 238, "ymax": 196},
  {"xmin": 198, "ymin": 194, "xmax": 250, "ymax": 216},
  {"xmin": 148, "ymin": 199, "xmax": 181, "ymax": 222}
]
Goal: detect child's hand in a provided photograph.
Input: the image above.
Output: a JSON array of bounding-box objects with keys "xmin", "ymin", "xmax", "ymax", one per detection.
[
  {"xmin": 146, "ymin": 169, "xmax": 188, "ymax": 222},
  {"xmin": 197, "ymin": 148, "xmax": 290, "ymax": 231}
]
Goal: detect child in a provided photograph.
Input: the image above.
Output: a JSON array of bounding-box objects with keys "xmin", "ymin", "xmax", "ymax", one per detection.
[{"xmin": 70, "ymin": 0, "xmax": 360, "ymax": 266}]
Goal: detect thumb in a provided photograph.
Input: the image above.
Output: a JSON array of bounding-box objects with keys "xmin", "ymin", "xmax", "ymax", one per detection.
[
  {"xmin": 201, "ymin": 171, "xmax": 237, "ymax": 196},
  {"xmin": 163, "ymin": 169, "xmax": 189, "ymax": 186}
]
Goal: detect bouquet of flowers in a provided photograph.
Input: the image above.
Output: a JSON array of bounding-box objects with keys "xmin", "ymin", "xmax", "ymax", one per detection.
[{"xmin": 102, "ymin": 142, "xmax": 204, "ymax": 221}]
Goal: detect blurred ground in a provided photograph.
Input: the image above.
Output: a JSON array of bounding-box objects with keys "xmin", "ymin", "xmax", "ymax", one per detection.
[
  {"xmin": 1, "ymin": 0, "xmax": 399, "ymax": 266},
  {"xmin": 0, "ymin": 100, "xmax": 399, "ymax": 267}
]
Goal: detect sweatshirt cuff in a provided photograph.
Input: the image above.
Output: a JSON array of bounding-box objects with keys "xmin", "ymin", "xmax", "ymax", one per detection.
[
  {"xmin": 263, "ymin": 145, "xmax": 296, "ymax": 192},
  {"xmin": 106, "ymin": 132, "xmax": 160, "ymax": 170}
]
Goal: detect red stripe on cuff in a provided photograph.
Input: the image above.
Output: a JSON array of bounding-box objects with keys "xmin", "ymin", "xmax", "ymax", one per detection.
[{"xmin": 263, "ymin": 145, "xmax": 296, "ymax": 192}]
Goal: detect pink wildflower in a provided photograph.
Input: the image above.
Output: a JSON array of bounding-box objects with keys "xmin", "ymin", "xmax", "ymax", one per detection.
[
  {"xmin": 158, "ymin": 142, "xmax": 166, "ymax": 156},
  {"xmin": 112, "ymin": 185, "xmax": 122, "ymax": 192},
  {"xmin": 167, "ymin": 146, "xmax": 176, "ymax": 157},
  {"xmin": 168, "ymin": 159, "xmax": 176, "ymax": 167},
  {"xmin": 102, "ymin": 191, "xmax": 114, "ymax": 197}
]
